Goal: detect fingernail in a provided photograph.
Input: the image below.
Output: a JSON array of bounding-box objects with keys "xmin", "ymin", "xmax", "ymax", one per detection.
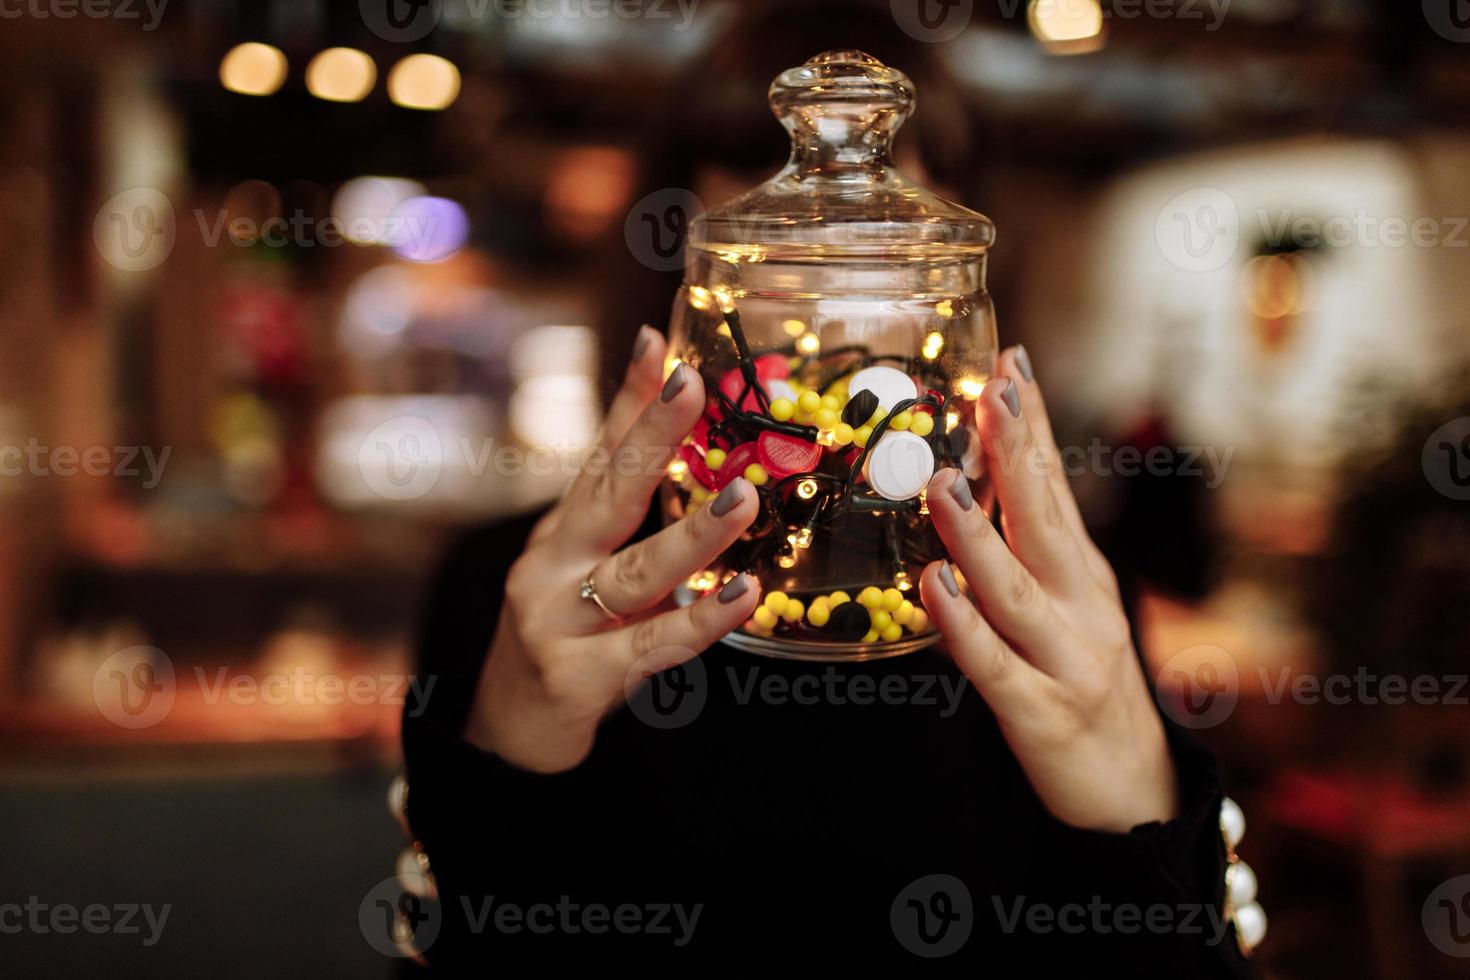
[
  {"xmin": 1015, "ymin": 345, "xmax": 1034, "ymax": 383},
  {"xmin": 939, "ymin": 561, "xmax": 961, "ymax": 598},
  {"xmin": 718, "ymin": 574, "xmax": 749, "ymax": 603},
  {"xmin": 1001, "ymin": 378, "xmax": 1021, "ymax": 418},
  {"xmin": 946, "ymin": 469, "xmax": 974, "ymax": 511},
  {"xmin": 631, "ymin": 325, "xmax": 654, "ymax": 365},
  {"xmin": 661, "ymin": 363, "xmax": 687, "ymax": 403},
  {"xmin": 710, "ymin": 479, "xmax": 745, "ymax": 517}
]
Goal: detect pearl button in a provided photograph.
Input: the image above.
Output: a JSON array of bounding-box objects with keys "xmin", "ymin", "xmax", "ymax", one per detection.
[
  {"xmin": 848, "ymin": 365, "xmax": 918, "ymax": 412},
  {"xmin": 1226, "ymin": 859, "xmax": 1257, "ymax": 909},
  {"xmin": 863, "ymin": 430, "xmax": 935, "ymax": 501},
  {"xmin": 1233, "ymin": 901, "xmax": 1267, "ymax": 953},
  {"xmin": 1220, "ymin": 797, "xmax": 1246, "ymax": 852},
  {"xmin": 387, "ymin": 773, "xmax": 410, "ymax": 835}
]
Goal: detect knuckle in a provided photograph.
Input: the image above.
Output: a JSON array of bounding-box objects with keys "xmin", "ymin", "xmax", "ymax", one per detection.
[
  {"xmin": 1007, "ymin": 565, "xmax": 1042, "ymax": 613},
  {"xmin": 610, "ymin": 546, "xmax": 648, "ymax": 596},
  {"xmin": 630, "ymin": 616, "xmax": 667, "ymax": 655}
]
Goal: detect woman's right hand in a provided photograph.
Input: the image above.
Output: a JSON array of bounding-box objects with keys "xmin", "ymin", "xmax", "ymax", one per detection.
[{"xmin": 464, "ymin": 326, "xmax": 762, "ymax": 773}]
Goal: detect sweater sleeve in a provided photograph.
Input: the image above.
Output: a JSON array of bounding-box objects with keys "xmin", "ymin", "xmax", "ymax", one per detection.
[{"xmin": 1031, "ymin": 720, "xmax": 1261, "ymax": 977}]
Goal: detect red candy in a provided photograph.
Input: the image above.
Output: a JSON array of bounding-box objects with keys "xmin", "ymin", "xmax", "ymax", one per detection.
[
  {"xmin": 757, "ymin": 431, "xmax": 822, "ymax": 479},
  {"xmin": 719, "ymin": 355, "xmax": 791, "ymax": 413},
  {"xmin": 710, "ymin": 441, "xmax": 761, "ymax": 490},
  {"xmin": 678, "ymin": 443, "xmax": 716, "ymax": 489}
]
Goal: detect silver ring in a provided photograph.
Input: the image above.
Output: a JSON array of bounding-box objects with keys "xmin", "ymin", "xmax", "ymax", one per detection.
[{"xmin": 579, "ymin": 573, "xmax": 620, "ymax": 621}]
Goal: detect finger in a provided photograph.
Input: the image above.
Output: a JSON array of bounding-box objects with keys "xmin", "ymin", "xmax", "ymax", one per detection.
[
  {"xmin": 975, "ymin": 376, "xmax": 1093, "ymax": 598},
  {"xmin": 601, "ymin": 325, "xmax": 666, "ymax": 449},
  {"xmin": 998, "ymin": 346, "xmax": 1118, "ymax": 598},
  {"xmin": 925, "ymin": 466, "xmax": 1069, "ymax": 671},
  {"xmin": 559, "ymin": 361, "xmax": 704, "ymax": 555},
  {"xmin": 619, "ymin": 572, "xmax": 760, "ymax": 665},
  {"xmin": 579, "ymin": 478, "xmax": 758, "ymax": 626},
  {"xmin": 919, "ymin": 560, "xmax": 1047, "ymax": 718}
]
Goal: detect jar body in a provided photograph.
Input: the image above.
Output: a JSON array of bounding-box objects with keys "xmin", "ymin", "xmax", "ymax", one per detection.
[{"xmin": 663, "ymin": 245, "xmax": 997, "ymax": 660}]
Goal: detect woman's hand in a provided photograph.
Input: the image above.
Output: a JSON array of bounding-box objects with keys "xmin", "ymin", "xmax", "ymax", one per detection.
[
  {"xmin": 465, "ymin": 326, "xmax": 761, "ymax": 773},
  {"xmin": 920, "ymin": 346, "xmax": 1178, "ymax": 833}
]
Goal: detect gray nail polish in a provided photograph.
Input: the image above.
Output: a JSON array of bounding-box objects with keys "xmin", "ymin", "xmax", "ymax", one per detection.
[
  {"xmin": 661, "ymin": 363, "xmax": 687, "ymax": 403},
  {"xmin": 939, "ymin": 562, "xmax": 961, "ymax": 598},
  {"xmin": 947, "ymin": 470, "xmax": 974, "ymax": 511},
  {"xmin": 718, "ymin": 574, "xmax": 749, "ymax": 603},
  {"xmin": 1015, "ymin": 345, "xmax": 1034, "ymax": 383},
  {"xmin": 710, "ymin": 479, "xmax": 744, "ymax": 517},
  {"xmin": 631, "ymin": 326, "xmax": 653, "ymax": 365},
  {"xmin": 1001, "ymin": 378, "xmax": 1021, "ymax": 418}
]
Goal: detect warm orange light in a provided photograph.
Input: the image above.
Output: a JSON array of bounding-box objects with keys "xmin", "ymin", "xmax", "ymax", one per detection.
[
  {"xmin": 388, "ymin": 54, "xmax": 461, "ymax": 110},
  {"xmin": 220, "ymin": 43, "xmax": 288, "ymax": 96},
  {"xmin": 306, "ymin": 48, "xmax": 376, "ymax": 103}
]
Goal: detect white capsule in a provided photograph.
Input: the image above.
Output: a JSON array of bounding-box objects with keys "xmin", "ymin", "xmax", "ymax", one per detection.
[
  {"xmin": 864, "ymin": 430, "xmax": 935, "ymax": 501},
  {"xmin": 848, "ymin": 365, "xmax": 918, "ymax": 412}
]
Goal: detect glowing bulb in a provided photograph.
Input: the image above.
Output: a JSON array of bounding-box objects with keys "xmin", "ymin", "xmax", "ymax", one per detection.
[
  {"xmin": 935, "ymin": 300, "xmax": 955, "ymax": 318},
  {"xmin": 1028, "ymin": 0, "xmax": 1105, "ymax": 50},
  {"xmin": 946, "ymin": 411, "xmax": 960, "ymax": 433},
  {"xmin": 687, "ymin": 286, "xmax": 712, "ymax": 311},
  {"xmin": 220, "ymin": 43, "xmax": 288, "ymax": 97},
  {"xmin": 918, "ymin": 490, "xmax": 929, "ymax": 516},
  {"xmin": 782, "ymin": 319, "xmax": 807, "ymax": 337},
  {"xmin": 796, "ymin": 478, "xmax": 819, "ymax": 500},
  {"xmin": 711, "ymin": 286, "xmax": 736, "ymax": 313},
  {"xmin": 387, "ymin": 54, "xmax": 461, "ymax": 110},
  {"xmin": 793, "ymin": 527, "xmax": 814, "ymax": 549},
  {"xmin": 688, "ymin": 570, "xmax": 718, "ymax": 592},
  {"xmin": 816, "ymin": 429, "xmax": 835, "ymax": 447},
  {"xmin": 668, "ymin": 459, "xmax": 688, "ymax": 482},
  {"xmin": 777, "ymin": 549, "xmax": 797, "ymax": 569},
  {"xmin": 894, "ymin": 570, "xmax": 913, "ymax": 591},
  {"xmin": 958, "ymin": 377, "xmax": 985, "ymax": 399},
  {"xmin": 306, "ymin": 48, "xmax": 376, "ymax": 103},
  {"xmin": 922, "ymin": 332, "xmax": 945, "ymax": 360},
  {"xmin": 796, "ymin": 333, "xmax": 820, "ymax": 355}
]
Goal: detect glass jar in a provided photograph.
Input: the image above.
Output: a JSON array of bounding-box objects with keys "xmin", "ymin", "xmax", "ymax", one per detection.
[{"xmin": 664, "ymin": 51, "xmax": 997, "ymax": 661}]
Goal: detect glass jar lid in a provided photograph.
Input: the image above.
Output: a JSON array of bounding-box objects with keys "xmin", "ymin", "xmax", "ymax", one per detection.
[{"xmin": 692, "ymin": 51, "xmax": 994, "ymax": 262}]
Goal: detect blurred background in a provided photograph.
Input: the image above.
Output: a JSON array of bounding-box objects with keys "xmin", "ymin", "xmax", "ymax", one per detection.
[{"xmin": 2, "ymin": 0, "xmax": 1470, "ymax": 976}]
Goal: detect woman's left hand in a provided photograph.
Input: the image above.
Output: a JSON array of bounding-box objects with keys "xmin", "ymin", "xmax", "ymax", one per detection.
[{"xmin": 920, "ymin": 346, "xmax": 1177, "ymax": 834}]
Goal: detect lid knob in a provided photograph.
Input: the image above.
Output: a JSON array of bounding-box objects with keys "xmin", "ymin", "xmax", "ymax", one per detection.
[{"xmin": 768, "ymin": 51, "xmax": 915, "ymax": 175}]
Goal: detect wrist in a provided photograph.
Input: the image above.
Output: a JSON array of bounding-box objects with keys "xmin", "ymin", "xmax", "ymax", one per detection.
[{"xmin": 465, "ymin": 648, "xmax": 596, "ymax": 774}]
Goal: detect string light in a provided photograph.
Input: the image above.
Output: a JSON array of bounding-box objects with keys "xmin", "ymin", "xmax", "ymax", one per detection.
[
  {"xmin": 796, "ymin": 478, "xmax": 819, "ymax": 500},
  {"xmin": 688, "ymin": 570, "xmax": 718, "ymax": 592},
  {"xmin": 687, "ymin": 286, "xmax": 713, "ymax": 311},
  {"xmin": 922, "ymin": 332, "xmax": 944, "ymax": 360},
  {"xmin": 796, "ymin": 332, "xmax": 820, "ymax": 355},
  {"xmin": 946, "ymin": 410, "xmax": 961, "ymax": 433},
  {"xmin": 958, "ymin": 377, "xmax": 985, "ymax": 399}
]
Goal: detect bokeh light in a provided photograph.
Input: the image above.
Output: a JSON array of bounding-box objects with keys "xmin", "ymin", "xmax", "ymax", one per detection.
[
  {"xmin": 330, "ymin": 176, "xmax": 428, "ymax": 246},
  {"xmin": 387, "ymin": 196, "xmax": 469, "ymax": 263},
  {"xmin": 219, "ymin": 42, "xmax": 288, "ymax": 96},
  {"xmin": 387, "ymin": 54, "xmax": 462, "ymax": 111},
  {"xmin": 305, "ymin": 48, "xmax": 376, "ymax": 103}
]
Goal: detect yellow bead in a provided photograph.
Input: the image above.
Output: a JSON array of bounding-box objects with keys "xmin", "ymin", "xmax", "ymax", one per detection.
[
  {"xmin": 881, "ymin": 623, "xmax": 903, "ymax": 642},
  {"xmin": 882, "ymin": 588, "xmax": 904, "ymax": 612},
  {"xmin": 909, "ymin": 413, "xmax": 934, "ymax": 437},
  {"xmin": 794, "ymin": 411, "xmax": 816, "ymax": 426},
  {"xmin": 820, "ymin": 395, "xmax": 841, "ymax": 412},
  {"xmin": 894, "ymin": 600, "xmax": 914, "ymax": 626},
  {"xmin": 861, "ymin": 630, "xmax": 878, "ymax": 643},
  {"xmin": 832, "ymin": 423, "xmax": 854, "ymax": 446},
  {"xmin": 807, "ymin": 599, "xmax": 830, "ymax": 627},
  {"xmin": 770, "ymin": 398, "xmax": 795, "ymax": 422},
  {"xmin": 753, "ymin": 606, "xmax": 777, "ymax": 629},
  {"xmin": 889, "ymin": 410, "xmax": 913, "ymax": 431},
  {"xmin": 691, "ymin": 486, "xmax": 710, "ymax": 503},
  {"xmin": 814, "ymin": 408, "xmax": 839, "ymax": 431},
  {"xmin": 853, "ymin": 425, "xmax": 873, "ymax": 448},
  {"xmin": 797, "ymin": 390, "xmax": 821, "ymax": 414},
  {"xmin": 829, "ymin": 591, "xmax": 851, "ymax": 606},
  {"xmin": 705, "ymin": 448, "xmax": 726, "ymax": 470},
  {"xmin": 744, "ymin": 464, "xmax": 768, "ymax": 486},
  {"xmin": 858, "ymin": 586, "xmax": 883, "ymax": 609},
  {"xmin": 870, "ymin": 610, "xmax": 893, "ymax": 632},
  {"xmin": 782, "ymin": 599, "xmax": 805, "ymax": 623},
  {"xmin": 909, "ymin": 608, "xmax": 930, "ymax": 633},
  {"xmin": 764, "ymin": 591, "xmax": 788, "ymax": 615},
  {"xmin": 868, "ymin": 405, "xmax": 886, "ymax": 426}
]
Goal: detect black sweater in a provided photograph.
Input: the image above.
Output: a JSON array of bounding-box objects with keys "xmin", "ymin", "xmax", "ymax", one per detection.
[{"xmin": 401, "ymin": 511, "xmax": 1256, "ymax": 977}]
